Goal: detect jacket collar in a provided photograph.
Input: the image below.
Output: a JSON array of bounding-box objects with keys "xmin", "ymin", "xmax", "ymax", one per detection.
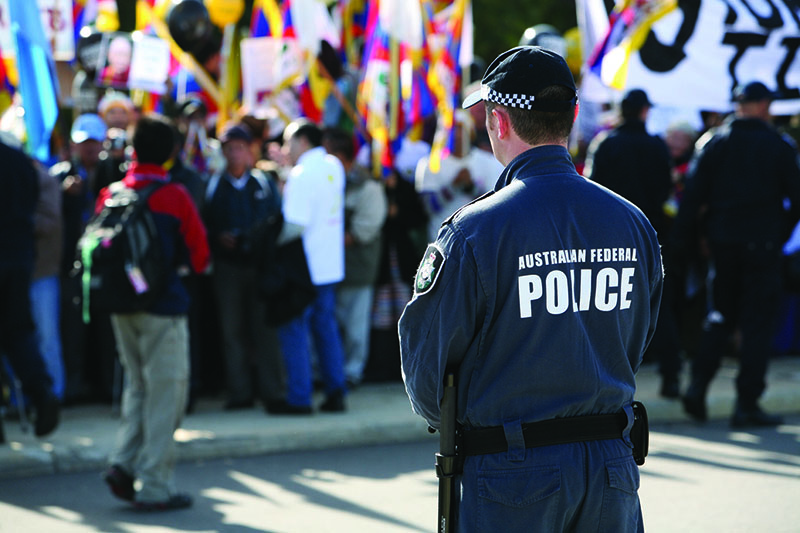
[
  {"xmin": 494, "ymin": 145, "xmax": 577, "ymax": 191},
  {"xmin": 125, "ymin": 162, "xmax": 169, "ymax": 182}
]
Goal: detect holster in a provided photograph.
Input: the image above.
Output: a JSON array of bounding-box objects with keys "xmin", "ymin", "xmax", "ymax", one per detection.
[{"xmin": 631, "ymin": 401, "xmax": 649, "ymax": 465}]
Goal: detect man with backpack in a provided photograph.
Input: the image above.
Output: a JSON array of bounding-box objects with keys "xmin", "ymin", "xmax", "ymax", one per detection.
[{"xmin": 99, "ymin": 114, "xmax": 210, "ymax": 511}]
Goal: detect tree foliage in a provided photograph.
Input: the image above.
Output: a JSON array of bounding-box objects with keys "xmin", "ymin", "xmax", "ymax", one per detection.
[{"xmin": 471, "ymin": 0, "xmax": 578, "ymax": 69}]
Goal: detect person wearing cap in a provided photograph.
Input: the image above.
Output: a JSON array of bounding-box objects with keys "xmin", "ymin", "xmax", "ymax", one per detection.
[
  {"xmin": 52, "ymin": 113, "xmax": 120, "ymax": 404},
  {"xmin": 583, "ymin": 89, "xmax": 680, "ymax": 398},
  {"xmin": 399, "ymin": 46, "xmax": 662, "ymax": 532},
  {"xmin": 202, "ymin": 122, "xmax": 287, "ymax": 413},
  {"xmin": 674, "ymin": 81, "xmax": 800, "ymax": 428}
]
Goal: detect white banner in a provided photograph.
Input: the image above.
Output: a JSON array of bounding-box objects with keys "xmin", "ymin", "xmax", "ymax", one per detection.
[
  {"xmin": 0, "ymin": 0, "xmax": 74, "ymax": 60},
  {"xmin": 128, "ymin": 34, "xmax": 170, "ymax": 95},
  {"xmin": 586, "ymin": 0, "xmax": 800, "ymax": 115},
  {"xmin": 240, "ymin": 37, "xmax": 303, "ymax": 119}
]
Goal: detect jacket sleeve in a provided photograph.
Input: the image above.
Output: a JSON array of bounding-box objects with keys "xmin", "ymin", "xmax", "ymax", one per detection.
[
  {"xmin": 350, "ymin": 180, "xmax": 387, "ymax": 244},
  {"xmin": 175, "ymin": 186, "xmax": 211, "ymax": 273},
  {"xmin": 398, "ymin": 225, "xmax": 483, "ymax": 428}
]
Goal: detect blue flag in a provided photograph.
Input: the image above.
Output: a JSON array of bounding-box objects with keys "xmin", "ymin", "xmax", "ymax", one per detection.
[{"xmin": 9, "ymin": 1, "xmax": 59, "ymax": 162}]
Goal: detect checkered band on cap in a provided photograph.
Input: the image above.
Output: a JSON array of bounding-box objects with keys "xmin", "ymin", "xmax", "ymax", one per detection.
[{"xmin": 480, "ymin": 84, "xmax": 535, "ymax": 109}]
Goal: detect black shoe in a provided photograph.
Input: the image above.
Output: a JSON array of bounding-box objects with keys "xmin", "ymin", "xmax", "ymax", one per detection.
[
  {"xmin": 731, "ymin": 406, "xmax": 784, "ymax": 428},
  {"xmin": 266, "ymin": 400, "xmax": 313, "ymax": 415},
  {"xmin": 104, "ymin": 464, "xmax": 135, "ymax": 502},
  {"xmin": 660, "ymin": 377, "xmax": 680, "ymax": 399},
  {"xmin": 134, "ymin": 492, "xmax": 193, "ymax": 511},
  {"xmin": 682, "ymin": 393, "xmax": 707, "ymax": 422},
  {"xmin": 320, "ymin": 390, "xmax": 346, "ymax": 413},
  {"xmin": 34, "ymin": 393, "xmax": 60, "ymax": 437},
  {"xmin": 224, "ymin": 399, "xmax": 255, "ymax": 411}
]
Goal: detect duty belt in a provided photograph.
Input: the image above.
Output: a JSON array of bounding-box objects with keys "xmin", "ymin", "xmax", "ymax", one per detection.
[{"xmin": 459, "ymin": 411, "xmax": 628, "ymax": 456}]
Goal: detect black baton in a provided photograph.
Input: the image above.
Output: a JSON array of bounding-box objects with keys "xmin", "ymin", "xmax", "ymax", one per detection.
[{"xmin": 435, "ymin": 373, "xmax": 460, "ymax": 533}]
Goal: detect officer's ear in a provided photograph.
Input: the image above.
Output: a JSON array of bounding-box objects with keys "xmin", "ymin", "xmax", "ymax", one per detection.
[{"xmin": 490, "ymin": 107, "xmax": 513, "ymax": 140}]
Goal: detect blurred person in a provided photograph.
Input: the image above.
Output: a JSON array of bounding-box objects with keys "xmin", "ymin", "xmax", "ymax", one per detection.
[
  {"xmin": 275, "ymin": 119, "xmax": 347, "ymax": 413},
  {"xmin": 318, "ymin": 40, "xmax": 358, "ymax": 134},
  {"xmin": 366, "ymin": 167, "xmax": 429, "ymax": 383},
  {"xmin": 0, "ymin": 136, "xmax": 60, "ymax": 437},
  {"xmin": 585, "ymin": 88, "xmax": 680, "ymax": 398},
  {"xmin": 415, "ymin": 110, "xmax": 503, "ymax": 242},
  {"xmin": 202, "ymin": 123, "xmax": 287, "ymax": 412},
  {"xmin": 167, "ymin": 124, "xmax": 209, "ymax": 409},
  {"xmin": 675, "ymin": 81, "xmax": 800, "ymax": 427},
  {"xmin": 30, "ymin": 157, "xmax": 66, "ymax": 401},
  {"xmin": 52, "ymin": 113, "xmax": 119, "ymax": 404},
  {"xmin": 98, "ymin": 91, "xmax": 135, "ymax": 130},
  {"xmin": 95, "ymin": 127, "xmax": 130, "ymax": 192},
  {"xmin": 322, "ymin": 128, "xmax": 388, "ymax": 388},
  {"xmin": 101, "ymin": 113, "xmax": 209, "ymax": 510}
]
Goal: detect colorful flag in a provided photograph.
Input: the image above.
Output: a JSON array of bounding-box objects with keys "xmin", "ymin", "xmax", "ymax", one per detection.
[
  {"xmin": 251, "ymin": 0, "xmax": 283, "ymax": 38},
  {"xmin": 588, "ymin": 0, "xmax": 677, "ymax": 89},
  {"xmin": 73, "ymin": 0, "xmax": 99, "ymax": 46},
  {"xmin": 9, "ymin": 0, "xmax": 60, "ymax": 162},
  {"xmin": 426, "ymin": 0, "xmax": 469, "ymax": 172},
  {"xmin": 0, "ymin": 44, "xmax": 15, "ymax": 116}
]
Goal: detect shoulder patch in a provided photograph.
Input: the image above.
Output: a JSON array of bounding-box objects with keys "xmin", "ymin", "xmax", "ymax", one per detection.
[{"xmin": 414, "ymin": 244, "xmax": 446, "ymax": 295}]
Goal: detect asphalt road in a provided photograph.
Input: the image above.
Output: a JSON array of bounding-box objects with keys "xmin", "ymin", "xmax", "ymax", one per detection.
[{"xmin": 0, "ymin": 416, "xmax": 798, "ymax": 532}]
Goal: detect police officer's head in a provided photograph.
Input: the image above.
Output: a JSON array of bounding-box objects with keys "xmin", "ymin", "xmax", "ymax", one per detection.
[
  {"xmin": 732, "ymin": 81, "xmax": 775, "ymax": 121},
  {"xmin": 132, "ymin": 113, "xmax": 175, "ymax": 166},
  {"xmin": 462, "ymin": 46, "xmax": 577, "ymax": 163}
]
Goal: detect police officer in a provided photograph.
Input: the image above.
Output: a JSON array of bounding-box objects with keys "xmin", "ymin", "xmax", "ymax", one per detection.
[
  {"xmin": 399, "ymin": 47, "xmax": 663, "ymax": 532},
  {"xmin": 675, "ymin": 81, "xmax": 800, "ymax": 427}
]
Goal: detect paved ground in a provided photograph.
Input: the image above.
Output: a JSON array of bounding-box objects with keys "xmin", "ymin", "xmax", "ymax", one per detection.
[{"xmin": 1, "ymin": 357, "xmax": 798, "ymax": 479}]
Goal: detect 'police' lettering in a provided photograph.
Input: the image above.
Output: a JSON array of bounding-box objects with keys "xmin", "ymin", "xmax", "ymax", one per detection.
[{"xmin": 518, "ymin": 267, "xmax": 636, "ymax": 318}]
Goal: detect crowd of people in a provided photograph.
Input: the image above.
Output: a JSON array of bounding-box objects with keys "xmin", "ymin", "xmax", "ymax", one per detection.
[
  {"xmin": 2, "ymin": 44, "xmax": 800, "ymax": 510},
  {"xmin": 3, "ymin": 72, "xmax": 800, "ymax": 419}
]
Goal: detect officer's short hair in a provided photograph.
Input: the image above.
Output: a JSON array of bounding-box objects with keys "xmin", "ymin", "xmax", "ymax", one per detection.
[{"xmin": 485, "ymin": 85, "xmax": 576, "ymax": 145}]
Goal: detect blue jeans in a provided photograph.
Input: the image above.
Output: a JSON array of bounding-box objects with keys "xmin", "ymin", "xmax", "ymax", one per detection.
[
  {"xmin": 30, "ymin": 275, "xmax": 64, "ymax": 399},
  {"xmin": 278, "ymin": 284, "xmax": 346, "ymax": 407},
  {"xmin": 336, "ymin": 285, "xmax": 374, "ymax": 384}
]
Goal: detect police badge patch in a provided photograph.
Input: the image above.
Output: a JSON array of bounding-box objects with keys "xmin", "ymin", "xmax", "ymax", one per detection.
[{"xmin": 414, "ymin": 244, "xmax": 445, "ymax": 295}]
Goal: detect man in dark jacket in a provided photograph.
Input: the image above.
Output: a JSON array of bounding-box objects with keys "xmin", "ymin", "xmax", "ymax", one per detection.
[
  {"xmin": 202, "ymin": 123, "xmax": 287, "ymax": 412},
  {"xmin": 101, "ymin": 114, "xmax": 210, "ymax": 510},
  {"xmin": 674, "ymin": 81, "xmax": 800, "ymax": 427},
  {"xmin": 0, "ymin": 137, "xmax": 60, "ymax": 437},
  {"xmin": 585, "ymin": 88, "xmax": 681, "ymax": 398}
]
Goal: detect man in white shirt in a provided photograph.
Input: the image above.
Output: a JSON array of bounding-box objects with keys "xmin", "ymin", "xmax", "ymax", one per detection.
[
  {"xmin": 415, "ymin": 110, "xmax": 504, "ymax": 241},
  {"xmin": 276, "ymin": 119, "xmax": 348, "ymax": 413}
]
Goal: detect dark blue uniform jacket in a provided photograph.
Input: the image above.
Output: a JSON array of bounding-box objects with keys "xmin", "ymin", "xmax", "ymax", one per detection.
[{"xmin": 399, "ymin": 145, "xmax": 663, "ymax": 430}]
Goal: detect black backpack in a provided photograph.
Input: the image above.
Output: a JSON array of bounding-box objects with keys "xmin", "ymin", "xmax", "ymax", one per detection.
[{"xmin": 76, "ymin": 181, "xmax": 166, "ymax": 321}]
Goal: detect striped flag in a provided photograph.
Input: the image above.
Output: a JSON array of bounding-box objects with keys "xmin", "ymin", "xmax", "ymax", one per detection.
[{"xmin": 588, "ymin": 0, "xmax": 677, "ymax": 89}]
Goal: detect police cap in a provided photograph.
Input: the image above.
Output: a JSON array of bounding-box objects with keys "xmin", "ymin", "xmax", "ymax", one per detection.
[{"xmin": 462, "ymin": 46, "xmax": 577, "ymax": 112}]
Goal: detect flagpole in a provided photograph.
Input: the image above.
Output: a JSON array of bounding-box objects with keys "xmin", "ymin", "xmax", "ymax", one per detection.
[{"xmin": 389, "ymin": 36, "xmax": 400, "ymax": 141}]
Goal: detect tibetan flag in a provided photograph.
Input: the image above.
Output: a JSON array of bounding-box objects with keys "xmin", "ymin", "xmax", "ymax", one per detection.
[
  {"xmin": 0, "ymin": 45, "xmax": 15, "ymax": 116},
  {"xmin": 251, "ymin": 0, "xmax": 283, "ymax": 38},
  {"xmin": 73, "ymin": 0, "xmax": 99, "ymax": 45},
  {"xmin": 427, "ymin": 0, "xmax": 469, "ymax": 172},
  {"xmin": 589, "ymin": 0, "xmax": 677, "ymax": 89},
  {"xmin": 9, "ymin": 0, "xmax": 60, "ymax": 162}
]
